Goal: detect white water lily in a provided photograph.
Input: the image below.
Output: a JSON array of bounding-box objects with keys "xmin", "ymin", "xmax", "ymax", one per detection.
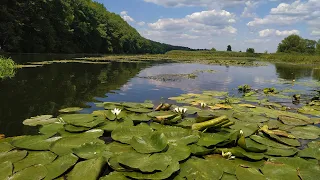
[
  {"xmin": 111, "ymin": 108, "xmax": 122, "ymax": 116},
  {"xmin": 222, "ymin": 151, "xmax": 235, "ymax": 160},
  {"xmin": 200, "ymin": 102, "xmax": 207, "ymax": 108},
  {"xmin": 240, "ymin": 130, "xmax": 244, "ymax": 135},
  {"xmin": 174, "ymin": 107, "xmax": 187, "ymax": 114}
]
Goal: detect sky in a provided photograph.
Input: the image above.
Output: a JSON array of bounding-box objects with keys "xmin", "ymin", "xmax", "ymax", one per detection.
[{"xmin": 97, "ymin": 0, "xmax": 320, "ymax": 52}]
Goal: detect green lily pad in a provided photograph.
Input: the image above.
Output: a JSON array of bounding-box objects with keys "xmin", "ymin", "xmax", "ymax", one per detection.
[
  {"xmin": 73, "ymin": 142, "xmax": 107, "ymax": 159},
  {"xmin": 59, "ymin": 107, "xmax": 83, "ymax": 113},
  {"xmin": 241, "ymin": 138, "xmax": 268, "ymax": 153},
  {"xmin": 268, "ymin": 134, "xmax": 300, "ymax": 147},
  {"xmin": 154, "ymin": 125, "xmax": 199, "ymax": 145},
  {"xmin": 147, "ymin": 111, "xmax": 176, "ymax": 118},
  {"xmin": 23, "ymin": 115, "xmax": 57, "ymax": 126},
  {"xmin": 221, "ymin": 173, "xmax": 237, "ymax": 180},
  {"xmin": 250, "ymin": 135, "xmax": 291, "ymax": 149},
  {"xmin": 111, "ymin": 124, "xmax": 153, "ymax": 144},
  {"xmin": 203, "ymin": 91, "xmax": 228, "ymax": 97},
  {"xmin": 233, "ymin": 113, "xmax": 269, "ymax": 123},
  {"xmin": 117, "ymin": 151, "xmax": 172, "ymax": 172},
  {"xmin": 44, "ymin": 154, "xmax": 79, "ymax": 180},
  {"xmin": 11, "ymin": 135, "xmax": 58, "ymax": 150},
  {"xmin": 230, "ymin": 122, "xmax": 259, "ymax": 137},
  {"xmin": 60, "ymin": 114, "xmax": 104, "ymax": 127},
  {"xmin": 0, "ymin": 142, "xmax": 15, "ymax": 153},
  {"xmin": 124, "ymin": 161, "xmax": 180, "ymax": 180},
  {"xmin": 217, "ymin": 147, "xmax": 265, "ymax": 161},
  {"xmin": 126, "ymin": 107, "xmax": 153, "ymax": 113},
  {"xmin": 234, "ymin": 158, "xmax": 265, "ymax": 169},
  {"xmin": 105, "ymin": 142, "xmax": 135, "ymax": 156},
  {"xmin": 298, "ymin": 106, "xmax": 320, "ymax": 116},
  {"xmin": 289, "ymin": 125, "xmax": 320, "ymax": 139},
  {"xmin": 298, "ymin": 141, "xmax": 320, "ymax": 160},
  {"xmin": 235, "ymin": 166, "xmax": 265, "ymax": 180},
  {"xmin": 0, "ymin": 150, "xmax": 27, "ymax": 164},
  {"xmin": 189, "ymin": 144, "xmax": 215, "ymax": 155},
  {"xmin": 0, "ymin": 161, "xmax": 13, "ymax": 180},
  {"xmin": 59, "ymin": 129, "xmax": 104, "ymax": 138},
  {"xmin": 103, "ymin": 102, "xmax": 122, "ymax": 110},
  {"xmin": 13, "ymin": 151, "xmax": 56, "ymax": 173},
  {"xmin": 50, "ymin": 136, "xmax": 104, "ymax": 155},
  {"xmin": 127, "ymin": 113, "xmax": 151, "ymax": 122},
  {"xmin": 197, "ymin": 132, "xmax": 233, "ymax": 147},
  {"xmin": 278, "ymin": 115, "xmax": 311, "ymax": 126},
  {"xmin": 67, "ymin": 157, "xmax": 106, "ymax": 180},
  {"xmin": 182, "ymin": 106, "xmax": 201, "ymax": 114},
  {"xmin": 10, "ymin": 165, "xmax": 47, "ymax": 180},
  {"xmin": 130, "ymin": 132, "xmax": 168, "ymax": 154},
  {"xmin": 163, "ymin": 143, "xmax": 191, "ymax": 161},
  {"xmin": 99, "ymin": 119, "xmax": 134, "ymax": 132},
  {"xmin": 39, "ymin": 123, "xmax": 64, "ymax": 135},
  {"xmin": 176, "ymin": 118, "xmax": 197, "ymax": 128},
  {"xmin": 205, "ymin": 155, "xmax": 237, "ymax": 174},
  {"xmin": 100, "ymin": 172, "xmax": 128, "ymax": 180},
  {"xmin": 180, "ymin": 157, "xmax": 224, "ymax": 180},
  {"xmin": 64, "ymin": 124, "xmax": 91, "ymax": 132},
  {"xmin": 265, "ymin": 147, "xmax": 298, "ymax": 157}
]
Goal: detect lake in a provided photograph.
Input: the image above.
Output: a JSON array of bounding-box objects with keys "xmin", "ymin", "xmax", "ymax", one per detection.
[{"xmin": 1, "ymin": 55, "xmax": 320, "ymax": 136}]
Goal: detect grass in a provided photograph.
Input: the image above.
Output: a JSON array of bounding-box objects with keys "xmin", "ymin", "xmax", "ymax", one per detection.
[
  {"xmin": 0, "ymin": 56, "xmax": 16, "ymax": 79},
  {"xmin": 260, "ymin": 53, "xmax": 320, "ymax": 64}
]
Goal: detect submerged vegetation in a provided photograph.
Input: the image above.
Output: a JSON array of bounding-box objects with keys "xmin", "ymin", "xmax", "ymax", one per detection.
[
  {"xmin": 0, "ymin": 56, "xmax": 16, "ymax": 79},
  {"xmin": 1, "ymin": 83, "xmax": 320, "ymax": 179}
]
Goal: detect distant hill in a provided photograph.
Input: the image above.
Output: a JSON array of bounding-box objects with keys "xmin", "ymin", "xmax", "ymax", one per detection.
[{"xmin": 0, "ymin": 0, "xmax": 191, "ymax": 54}]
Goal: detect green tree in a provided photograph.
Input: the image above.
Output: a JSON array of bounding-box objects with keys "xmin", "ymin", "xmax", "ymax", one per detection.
[
  {"xmin": 227, "ymin": 45, "xmax": 232, "ymax": 51},
  {"xmin": 246, "ymin": 48, "xmax": 255, "ymax": 53},
  {"xmin": 316, "ymin": 40, "xmax": 320, "ymax": 55},
  {"xmin": 304, "ymin": 39, "xmax": 317, "ymax": 54},
  {"xmin": 211, "ymin": 47, "xmax": 216, "ymax": 52},
  {"xmin": 277, "ymin": 35, "xmax": 306, "ymax": 53}
]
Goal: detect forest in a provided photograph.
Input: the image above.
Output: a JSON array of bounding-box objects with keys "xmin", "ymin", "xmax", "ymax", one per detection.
[{"xmin": 0, "ymin": 0, "xmax": 190, "ymax": 54}]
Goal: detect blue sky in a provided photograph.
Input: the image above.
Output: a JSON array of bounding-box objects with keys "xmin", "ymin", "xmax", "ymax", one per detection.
[{"xmin": 97, "ymin": 0, "xmax": 320, "ymax": 52}]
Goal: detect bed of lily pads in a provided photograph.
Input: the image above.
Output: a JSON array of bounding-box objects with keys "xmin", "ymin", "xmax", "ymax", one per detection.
[{"xmin": 0, "ymin": 86, "xmax": 320, "ymax": 180}]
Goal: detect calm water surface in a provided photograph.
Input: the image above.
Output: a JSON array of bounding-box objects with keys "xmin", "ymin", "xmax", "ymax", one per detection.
[{"xmin": 1, "ymin": 57, "xmax": 320, "ymax": 136}]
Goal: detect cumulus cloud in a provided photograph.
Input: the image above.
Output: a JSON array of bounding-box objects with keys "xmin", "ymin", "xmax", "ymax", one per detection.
[
  {"xmin": 259, "ymin": 29, "xmax": 300, "ymax": 37},
  {"xmin": 120, "ymin": 11, "xmax": 135, "ymax": 22},
  {"xmin": 143, "ymin": 0, "xmax": 248, "ymax": 8}
]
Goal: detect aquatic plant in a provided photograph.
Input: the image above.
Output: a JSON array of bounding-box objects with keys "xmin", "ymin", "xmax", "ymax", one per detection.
[
  {"xmin": 1, "ymin": 88, "xmax": 320, "ymax": 179},
  {"xmin": 0, "ymin": 56, "xmax": 16, "ymax": 79}
]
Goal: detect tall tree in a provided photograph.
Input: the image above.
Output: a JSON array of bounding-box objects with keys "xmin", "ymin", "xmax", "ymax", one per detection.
[
  {"xmin": 316, "ymin": 39, "xmax": 320, "ymax": 55},
  {"xmin": 227, "ymin": 45, "xmax": 232, "ymax": 51},
  {"xmin": 277, "ymin": 35, "xmax": 306, "ymax": 53},
  {"xmin": 246, "ymin": 48, "xmax": 255, "ymax": 53}
]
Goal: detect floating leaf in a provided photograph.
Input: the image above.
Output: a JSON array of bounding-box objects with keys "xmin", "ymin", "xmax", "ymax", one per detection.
[
  {"xmin": 278, "ymin": 115, "xmax": 311, "ymax": 126},
  {"xmin": 163, "ymin": 143, "xmax": 191, "ymax": 161},
  {"xmin": 0, "ymin": 150, "xmax": 27, "ymax": 164},
  {"xmin": 233, "ymin": 113, "xmax": 269, "ymax": 123},
  {"xmin": 235, "ymin": 166, "xmax": 265, "ymax": 180},
  {"xmin": 130, "ymin": 132, "xmax": 168, "ymax": 154},
  {"xmin": 126, "ymin": 107, "xmax": 153, "ymax": 113},
  {"xmin": 64, "ymin": 124, "xmax": 91, "ymax": 132},
  {"xmin": 23, "ymin": 115, "xmax": 57, "ymax": 126},
  {"xmin": 124, "ymin": 161, "xmax": 180, "ymax": 180},
  {"xmin": 216, "ymin": 147, "xmax": 265, "ymax": 161},
  {"xmin": 100, "ymin": 172, "xmax": 128, "ymax": 180},
  {"xmin": 239, "ymin": 104, "xmax": 256, "ymax": 108},
  {"xmin": 298, "ymin": 106, "xmax": 320, "ymax": 116},
  {"xmin": 39, "ymin": 123, "xmax": 64, "ymax": 135},
  {"xmin": 73, "ymin": 142, "xmax": 107, "ymax": 159},
  {"xmin": 99, "ymin": 119, "xmax": 134, "ymax": 132},
  {"xmin": 189, "ymin": 144, "xmax": 215, "ymax": 155},
  {"xmin": 60, "ymin": 114, "xmax": 104, "ymax": 128},
  {"xmin": 44, "ymin": 154, "xmax": 79, "ymax": 180},
  {"xmin": 221, "ymin": 173, "xmax": 237, "ymax": 180},
  {"xmin": 298, "ymin": 141, "xmax": 320, "ymax": 160},
  {"xmin": 10, "ymin": 164, "xmax": 47, "ymax": 180},
  {"xmin": 250, "ymin": 135, "xmax": 291, "ymax": 149},
  {"xmin": 67, "ymin": 157, "xmax": 106, "ymax": 180},
  {"xmin": 50, "ymin": 136, "xmax": 104, "ymax": 155},
  {"xmin": 13, "ymin": 151, "xmax": 56, "ymax": 173},
  {"xmin": 197, "ymin": 132, "xmax": 232, "ymax": 147},
  {"xmin": 127, "ymin": 113, "xmax": 151, "ymax": 122},
  {"xmin": 230, "ymin": 122, "xmax": 259, "ymax": 137},
  {"xmin": 59, "ymin": 107, "xmax": 83, "ymax": 113},
  {"xmin": 111, "ymin": 124, "xmax": 153, "ymax": 144},
  {"xmin": 180, "ymin": 157, "xmax": 223, "ymax": 180},
  {"xmin": 265, "ymin": 147, "xmax": 298, "ymax": 157},
  {"xmin": 117, "ymin": 151, "xmax": 172, "ymax": 172},
  {"xmin": 289, "ymin": 125, "xmax": 320, "ymax": 139},
  {"xmin": 0, "ymin": 161, "xmax": 13, "ymax": 180},
  {"xmin": 239, "ymin": 138, "xmax": 268, "ymax": 153},
  {"xmin": 11, "ymin": 135, "xmax": 58, "ymax": 150},
  {"xmin": 0, "ymin": 142, "xmax": 15, "ymax": 153},
  {"xmin": 205, "ymin": 155, "xmax": 236, "ymax": 174}
]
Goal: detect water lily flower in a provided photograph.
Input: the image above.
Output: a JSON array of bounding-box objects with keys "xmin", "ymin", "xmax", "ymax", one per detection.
[
  {"xmin": 240, "ymin": 130, "xmax": 244, "ymax": 135},
  {"xmin": 222, "ymin": 151, "xmax": 235, "ymax": 160},
  {"xmin": 111, "ymin": 108, "xmax": 122, "ymax": 116},
  {"xmin": 174, "ymin": 107, "xmax": 187, "ymax": 114},
  {"xmin": 200, "ymin": 102, "xmax": 207, "ymax": 108}
]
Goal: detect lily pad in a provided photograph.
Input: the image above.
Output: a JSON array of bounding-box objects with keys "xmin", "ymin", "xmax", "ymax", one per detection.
[
  {"xmin": 250, "ymin": 135, "xmax": 291, "ymax": 149},
  {"xmin": 10, "ymin": 165, "xmax": 47, "ymax": 180},
  {"xmin": 67, "ymin": 157, "xmax": 106, "ymax": 180},
  {"xmin": 124, "ymin": 161, "xmax": 180, "ymax": 180},
  {"xmin": 216, "ymin": 147, "xmax": 265, "ymax": 161},
  {"xmin": 23, "ymin": 115, "xmax": 57, "ymax": 126},
  {"xmin": 73, "ymin": 142, "xmax": 107, "ymax": 159},
  {"xmin": 13, "ymin": 151, "xmax": 56, "ymax": 173},
  {"xmin": 0, "ymin": 142, "xmax": 15, "ymax": 153},
  {"xmin": 126, "ymin": 107, "xmax": 153, "ymax": 113},
  {"xmin": 233, "ymin": 113, "xmax": 269, "ymax": 123},
  {"xmin": 100, "ymin": 172, "xmax": 128, "ymax": 180},
  {"xmin": 189, "ymin": 144, "xmax": 215, "ymax": 155},
  {"xmin": 278, "ymin": 115, "xmax": 311, "ymax": 126},
  {"xmin": 60, "ymin": 114, "xmax": 104, "ymax": 127},
  {"xmin": 298, "ymin": 141, "xmax": 320, "ymax": 160},
  {"xmin": 111, "ymin": 124, "xmax": 153, "ymax": 144},
  {"xmin": 117, "ymin": 151, "xmax": 172, "ymax": 172},
  {"xmin": 127, "ymin": 113, "xmax": 151, "ymax": 122},
  {"xmin": 0, "ymin": 150, "xmax": 27, "ymax": 164},
  {"xmin": 180, "ymin": 157, "xmax": 224, "ymax": 180},
  {"xmin": 44, "ymin": 154, "xmax": 79, "ymax": 180},
  {"xmin": 50, "ymin": 136, "xmax": 104, "ymax": 155},
  {"xmin": 0, "ymin": 161, "xmax": 13, "ymax": 180},
  {"xmin": 59, "ymin": 107, "xmax": 83, "ymax": 113},
  {"xmin": 11, "ymin": 135, "xmax": 58, "ymax": 150},
  {"xmin": 298, "ymin": 106, "xmax": 320, "ymax": 116},
  {"xmin": 64, "ymin": 124, "xmax": 91, "ymax": 132},
  {"xmin": 39, "ymin": 123, "xmax": 64, "ymax": 135},
  {"xmin": 99, "ymin": 119, "xmax": 134, "ymax": 132},
  {"xmin": 265, "ymin": 147, "xmax": 298, "ymax": 157},
  {"xmin": 163, "ymin": 143, "xmax": 191, "ymax": 161},
  {"xmin": 235, "ymin": 166, "xmax": 265, "ymax": 180},
  {"xmin": 130, "ymin": 132, "xmax": 168, "ymax": 154},
  {"xmin": 197, "ymin": 132, "xmax": 233, "ymax": 147},
  {"xmin": 230, "ymin": 122, "xmax": 259, "ymax": 137},
  {"xmin": 289, "ymin": 125, "xmax": 320, "ymax": 139}
]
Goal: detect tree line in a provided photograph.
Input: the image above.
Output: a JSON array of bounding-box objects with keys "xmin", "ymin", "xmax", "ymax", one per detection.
[
  {"xmin": 277, "ymin": 35, "xmax": 320, "ymax": 54},
  {"xmin": 0, "ymin": 0, "xmax": 190, "ymax": 54}
]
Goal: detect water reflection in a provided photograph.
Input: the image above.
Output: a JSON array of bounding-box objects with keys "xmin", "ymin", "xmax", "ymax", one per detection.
[
  {"xmin": 275, "ymin": 63, "xmax": 320, "ymax": 81},
  {"xmin": 0, "ymin": 62, "xmax": 150, "ymax": 136}
]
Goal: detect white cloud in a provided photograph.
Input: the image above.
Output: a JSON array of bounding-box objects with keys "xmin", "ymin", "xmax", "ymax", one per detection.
[
  {"xmin": 241, "ymin": 1, "xmax": 259, "ymax": 18},
  {"xmin": 137, "ymin": 21, "xmax": 146, "ymax": 26},
  {"xmin": 259, "ymin": 29, "xmax": 300, "ymax": 37},
  {"xmin": 245, "ymin": 39, "xmax": 271, "ymax": 43},
  {"xmin": 311, "ymin": 30, "xmax": 320, "ymax": 36},
  {"xmin": 120, "ymin": 11, "xmax": 135, "ymax": 22},
  {"xmin": 143, "ymin": 0, "xmax": 248, "ymax": 8}
]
